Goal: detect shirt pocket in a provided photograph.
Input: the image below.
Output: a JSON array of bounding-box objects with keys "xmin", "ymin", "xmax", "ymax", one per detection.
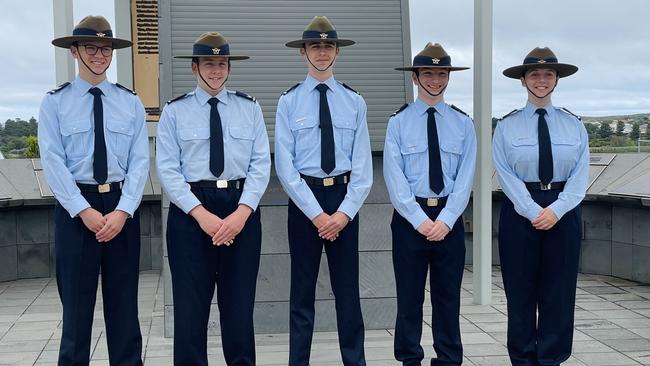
[
  {"xmin": 60, "ymin": 120, "xmax": 91, "ymax": 159},
  {"xmin": 552, "ymin": 137, "xmax": 580, "ymax": 169},
  {"xmin": 510, "ymin": 137, "xmax": 538, "ymax": 178},
  {"xmin": 400, "ymin": 142, "xmax": 428, "ymax": 178},
  {"xmin": 229, "ymin": 124, "xmax": 255, "ymax": 157},
  {"xmin": 106, "ymin": 119, "xmax": 135, "ymax": 168},
  {"xmin": 439, "ymin": 140, "xmax": 462, "ymax": 179},
  {"xmin": 290, "ymin": 118, "xmax": 319, "ymax": 156},
  {"xmin": 332, "ymin": 119, "xmax": 356, "ymax": 157}
]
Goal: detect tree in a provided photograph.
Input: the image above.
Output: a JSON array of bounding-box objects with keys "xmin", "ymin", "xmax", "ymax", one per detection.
[
  {"xmin": 584, "ymin": 123, "xmax": 599, "ymax": 137},
  {"xmin": 630, "ymin": 123, "xmax": 640, "ymax": 141},
  {"xmin": 598, "ymin": 122, "xmax": 613, "ymax": 138},
  {"xmin": 24, "ymin": 136, "xmax": 39, "ymax": 158},
  {"xmin": 615, "ymin": 121, "xmax": 625, "ymax": 136}
]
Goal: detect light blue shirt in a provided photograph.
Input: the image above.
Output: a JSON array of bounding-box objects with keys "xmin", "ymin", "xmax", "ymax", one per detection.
[
  {"xmin": 156, "ymin": 86, "xmax": 271, "ymax": 214},
  {"xmin": 492, "ymin": 101, "xmax": 589, "ymax": 221},
  {"xmin": 383, "ymin": 99, "xmax": 477, "ymax": 230},
  {"xmin": 38, "ymin": 76, "xmax": 150, "ymax": 218},
  {"xmin": 274, "ymin": 75, "xmax": 373, "ymax": 220}
]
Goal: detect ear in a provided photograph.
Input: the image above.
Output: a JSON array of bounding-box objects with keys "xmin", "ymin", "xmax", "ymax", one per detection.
[
  {"xmin": 190, "ymin": 61, "xmax": 198, "ymax": 76},
  {"xmin": 299, "ymin": 47, "xmax": 306, "ymax": 56},
  {"xmin": 411, "ymin": 71, "xmax": 419, "ymax": 85},
  {"xmin": 519, "ymin": 76, "xmax": 526, "ymax": 87},
  {"xmin": 70, "ymin": 46, "xmax": 78, "ymax": 59},
  {"xmin": 335, "ymin": 47, "xmax": 340, "ymax": 56}
]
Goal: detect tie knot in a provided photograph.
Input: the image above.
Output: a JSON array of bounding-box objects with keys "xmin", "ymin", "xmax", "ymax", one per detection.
[
  {"xmin": 536, "ymin": 108, "xmax": 547, "ymax": 116},
  {"xmin": 315, "ymin": 83, "xmax": 329, "ymax": 93},
  {"xmin": 88, "ymin": 87, "xmax": 102, "ymax": 96},
  {"xmin": 427, "ymin": 107, "xmax": 437, "ymax": 116},
  {"xmin": 208, "ymin": 97, "xmax": 219, "ymax": 107}
]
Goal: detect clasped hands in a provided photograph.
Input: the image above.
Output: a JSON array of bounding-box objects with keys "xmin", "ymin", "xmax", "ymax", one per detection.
[
  {"xmin": 190, "ymin": 204, "xmax": 253, "ymax": 246},
  {"xmin": 79, "ymin": 208, "xmax": 129, "ymax": 243},
  {"xmin": 312, "ymin": 211, "xmax": 350, "ymax": 242},
  {"xmin": 417, "ymin": 218, "xmax": 450, "ymax": 242}
]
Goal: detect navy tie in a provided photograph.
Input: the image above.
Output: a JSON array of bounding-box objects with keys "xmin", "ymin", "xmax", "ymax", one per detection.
[
  {"xmin": 88, "ymin": 87, "xmax": 107, "ymax": 184},
  {"xmin": 536, "ymin": 108, "xmax": 553, "ymax": 185},
  {"xmin": 208, "ymin": 97, "xmax": 224, "ymax": 177},
  {"xmin": 316, "ymin": 83, "xmax": 335, "ymax": 174},
  {"xmin": 427, "ymin": 107, "xmax": 444, "ymax": 194}
]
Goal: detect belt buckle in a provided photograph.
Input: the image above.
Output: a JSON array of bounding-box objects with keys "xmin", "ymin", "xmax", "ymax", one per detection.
[
  {"xmin": 540, "ymin": 183, "xmax": 552, "ymax": 191},
  {"xmin": 426, "ymin": 198, "xmax": 439, "ymax": 207},
  {"xmin": 323, "ymin": 177, "xmax": 335, "ymax": 187},
  {"xmin": 216, "ymin": 180, "xmax": 228, "ymax": 189},
  {"xmin": 98, "ymin": 183, "xmax": 111, "ymax": 193}
]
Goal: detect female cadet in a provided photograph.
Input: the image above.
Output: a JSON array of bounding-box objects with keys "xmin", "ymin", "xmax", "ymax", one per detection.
[
  {"xmin": 384, "ymin": 42, "xmax": 476, "ymax": 366},
  {"xmin": 156, "ymin": 32, "xmax": 270, "ymax": 365},
  {"xmin": 493, "ymin": 47, "xmax": 589, "ymax": 366}
]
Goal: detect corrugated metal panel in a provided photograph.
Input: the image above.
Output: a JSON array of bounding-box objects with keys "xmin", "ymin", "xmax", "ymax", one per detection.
[{"xmin": 165, "ymin": 0, "xmax": 411, "ymax": 151}]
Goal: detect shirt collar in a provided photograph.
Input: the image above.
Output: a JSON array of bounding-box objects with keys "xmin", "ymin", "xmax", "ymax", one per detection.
[
  {"xmin": 524, "ymin": 101, "xmax": 554, "ymax": 120},
  {"xmin": 194, "ymin": 86, "xmax": 230, "ymax": 106},
  {"xmin": 73, "ymin": 75, "xmax": 112, "ymax": 98},
  {"xmin": 414, "ymin": 98, "xmax": 447, "ymax": 117},
  {"xmin": 304, "ymin": 74, "xmax": 337, "ymax": 93}
]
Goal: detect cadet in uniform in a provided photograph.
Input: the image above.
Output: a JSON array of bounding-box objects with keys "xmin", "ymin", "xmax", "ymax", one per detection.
[
  {"xmin": 274, "ymin": 16, "xmax": 373, "ymax": 366},
  {"xmin": 38, "ymin": 15, "xmax": 149, "ymax": 366},
  {"xmin": 156, "ymin": 32, "xmax": 270, "ymax": 366},
  {"xmin": 384, "ymin": 43, "xmax": 476, "ymax": 366},
  {"xmin": 493, "ymin": 47, "xmax": 588, "ymax": 366}
]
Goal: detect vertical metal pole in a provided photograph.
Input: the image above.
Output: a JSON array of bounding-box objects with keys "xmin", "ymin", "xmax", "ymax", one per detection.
[
  {"xmin": 53, "ymin": 0, "xmax": 75, "ymax": 85},
  {"xmin": 472, "ymin": 0, "xmax": 493, "ymax": 305},
  {"xmin": 114, "ymin": 0, "xmax": 134, "ymax": 88}
]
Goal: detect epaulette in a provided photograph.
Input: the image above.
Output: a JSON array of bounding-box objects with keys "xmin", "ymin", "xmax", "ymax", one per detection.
[
  {"xmin": 115, "ymin": 83, "xmax": 137, "ymax": 95},
  {"xmin": 282, "ymin": 83, "xmax": 301, "ymax": 96},
  {"xmin": 498, "ymin": 108, "xmax": 522, "ymax": 121},
  {"xmin": 234, "ymin": 90, "xmax": 256, "ymax": 102},
  {"xmin": 47, "ymin": 82, "xmax": 70, "ymax": 95},
  {"xmin": 166, "ymin": 93, "xmax": 189, "ymax": 105},
  {"xmin": 451, "ymin": 104, "xmax": 470, "ymax": 117},
  {"xmin": 390, "ymin": 103, "xmax": 409, "ymax": 117},
  {"xmin": 558, "ymin": 107, "xmax": 582, "ymax": 121},
  {"xmin": 339, "ymin": 82, "xmax": 360, "ymax": 95}
]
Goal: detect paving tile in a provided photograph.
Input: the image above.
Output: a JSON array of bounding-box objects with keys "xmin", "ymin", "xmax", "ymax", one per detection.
[
  {"xmin": 600, "ymin": 338, "xmax": 650, "ymax": 352},
  {"xmin": 582, "ymin": 328, "xmax": 643, "ymax": 340},
  {"xmin": 573, "ymin": 351, "xmax": 641, "ymax": 365}
]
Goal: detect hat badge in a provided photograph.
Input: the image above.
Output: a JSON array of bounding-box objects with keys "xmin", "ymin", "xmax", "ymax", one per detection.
[
  {"xmin": 96, "ymin": 32, "xmax": 106, "ymax": 37},
  {"xmin": 320, "ymin": 33, "xmax": 328, "ymax": 39},
  {"xmin": 212, "ymin": 47, "xmax": 221, "ymax": 54},
  {"xmin": 537, "ymin": 59, "xmax": 547, "ymax": 64},
  {"xmin": 431, "ymin": 58, "xmax": 440, "ymax": 65}
]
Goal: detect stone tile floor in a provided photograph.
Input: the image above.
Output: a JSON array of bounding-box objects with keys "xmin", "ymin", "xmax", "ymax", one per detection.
[{"xmin": 1, "ymin": 267, "xmax": 650, "ymax": 365}]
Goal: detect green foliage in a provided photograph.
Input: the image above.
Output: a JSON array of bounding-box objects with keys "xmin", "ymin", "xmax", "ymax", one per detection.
[
  {"xmin": 630, "ymin": 123, "xmax": 640, "ymax": 140},
  {"xmin": 0, "ymin": 117, "xmax": 39, "ymax": 158},
  {"xmin": 584, "ymin": 123, "xmax": 599, "ymax": 138},
  {"xmin": 598, "ymin": 122, "xmax": 613, "ymax": 138},
  {"xmin": 609, "ymin": 135, "xmax": 631, "ymax": 147},
  {"xmin": 615, "ymin": 121, "xmax": 625, "ymax": 136},
  {"xmin": 24, "ymin": 136, "xmax": 39, "ymax": 158}
]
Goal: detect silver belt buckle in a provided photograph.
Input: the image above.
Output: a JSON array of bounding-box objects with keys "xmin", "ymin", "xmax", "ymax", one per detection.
[
  {"xmin": 323, "ymin": 177, "xmax": 335, "ymax": 187},
  {"xmin": 98, "ymin": 183, "xmax": 111, "ymax": 193},
  {"xmin": 216, "ymin": 180, "xmax": 228, "ymax": 188},
  {"xmin": 426, "ymin": 198, "xmax": 439, "ymax": 207},
  {"xmin": 540, "ymin": 183, "xmax": 552, "ymax": 191}
]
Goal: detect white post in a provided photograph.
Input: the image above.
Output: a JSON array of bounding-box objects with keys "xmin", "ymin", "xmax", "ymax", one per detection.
[
  {"xmin": 53, "ymin": 0, "xmax": 75, "ymax": 85},
  {"xmin": 114, "ymin": 0, "xmax": 134, "ymax": 88},
  {"xmin": 472, "ymin": 0, "xmax": 493, "ymax": 305}
]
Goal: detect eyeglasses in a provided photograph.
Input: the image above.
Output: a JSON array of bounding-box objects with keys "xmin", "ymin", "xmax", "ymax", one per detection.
[{"xmin": 81, "ymin": 44, "xmax": 113, "ymax": 57}]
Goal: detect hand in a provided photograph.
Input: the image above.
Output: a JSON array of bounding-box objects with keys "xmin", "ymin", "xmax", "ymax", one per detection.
[
  {"xmin": 190, "ymin": 205, "xmax": 223, "ymax": 237},
  {"xmin": 318, "ymin": 211, "xmax": 350, "ymax": 242},
  {"xmin": 95, "ymin": 210, "xmax": 129, "ymax": 243},
  {"xmin": 426, "ymin": 220, "xmax": 450, "ymax": 242},
  {"xmin": 531, "ymin": 207, "xmax": 559, "ymax": 230},
  {"xmin": 212, "ymin": 204, "xmax": 253, "ymax": 246},
  {"xmin": 79, "ymin": 207, "xmax": 106, "ymax": 234},
  {"xmin": 416, "ymin": 218, "xmax": 436, "ymax": 238}
]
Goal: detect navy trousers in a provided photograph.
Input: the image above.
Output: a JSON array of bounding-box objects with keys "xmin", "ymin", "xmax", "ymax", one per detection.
[
  {"xmin": 288, "ymin": 182, "xmax": 366, "ymax": 366},
  {"xmin": 55, "ymin": 190, "xmax": 142, "ymax": 366},
  {"xmin": 499, "ymin": 190, "xmax": 581, "ymax": 366},
  {"xmin": 392, "ymin": 205, "xmax": 465, "ymax": 366},
  {"xmin": 167, "ymin": 185, "xmax": 261, "ymax": 366}
]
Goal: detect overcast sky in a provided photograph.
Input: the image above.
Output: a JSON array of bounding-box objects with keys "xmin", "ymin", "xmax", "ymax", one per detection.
[{"xmin": 1, "ymin": 0, "xmax": 648, "ymax": 122}]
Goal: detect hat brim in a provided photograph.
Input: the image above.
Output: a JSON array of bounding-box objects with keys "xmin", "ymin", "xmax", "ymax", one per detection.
[
  {"xmin": 503, "ymin": 63, "xmax": 578, "ymax": 79},
  {"xmin": 52, "ymin": 35, "xmax": 132, "ymax": 49},
  {"xmin": 394, "ymin": 65, "xmax": 470, "ymax": 71},
  {"xmin": 173, "ymin": 55, "xmax": 250, "ymax": 60},
  {"xmin": 285, "ymin": 38, "xmax": 355, "ymax": 48}
]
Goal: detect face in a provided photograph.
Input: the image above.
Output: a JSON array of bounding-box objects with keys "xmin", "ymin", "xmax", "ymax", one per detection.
[
  {"xmin": 71, "ymin": 40, "xmax": 113, "ymax": 75},
  {"xmin": 301, "ymin": 41, "xmax": 339, "ymax": 70},
  {"xmin": 521, "ymin": 68, "xmax": 558, "ymax": 98},
  {"xmin": 192, "ymin": 56, "xmax": 230, "ymax": 92},
  {"xmin": 412, "ymin": 67, "xmax": 450, "ymax": 96}
]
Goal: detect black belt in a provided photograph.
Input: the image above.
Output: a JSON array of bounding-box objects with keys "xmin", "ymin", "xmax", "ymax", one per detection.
[
  {"xmin": 415, "ymin": 196, "xmax": 448, "ymax": 207},
  {"xmin": 189, "ymin": 178, "xmax": 245, "ymax": 189},
  {"xmin": 77, "ymin": 181, "xmax": 123, "ymax": 193},
  {"xmin": 300, "ymin": 172, "xmax": 351, "ymax": 187},
  {"xmin": 524, "ymin": 181, "xmax": 566, "ymax": 191}
]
